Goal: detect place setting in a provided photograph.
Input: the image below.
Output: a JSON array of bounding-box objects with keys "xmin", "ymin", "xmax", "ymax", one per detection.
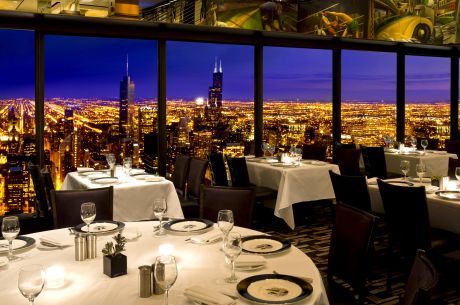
[{"xmin": 0, "ymin": 216, "xmax": 35, "ymax": 262}]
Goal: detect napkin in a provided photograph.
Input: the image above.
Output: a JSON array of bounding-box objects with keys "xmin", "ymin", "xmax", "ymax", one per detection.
[
  {"xmin": 77, "ymin": 167, "xmax": 94, "ymax": 173},
  {"xmin": 39, "ymin": 235, "xmax": 73, "ymax": 247},
  {"xmin": 235, "ymin": 255, "xmax": 266, "ymax": 268},
  {"xmin": 367, "ymin": 177, "xmax": 378, "ymax": 185},
  {"xmin": 145, "ymin": 176, "xmax": 164, "ymax": 182},
  {"xmin": 425, "ymin": 185, "xmax": 439, "ymax": 194},
  {"xmin": 190, "ymin": 231, "xmax": 222, "ymax": 244},
  {"xmin": 184, "ymin": 285, "xmax": 234, "ymax": 305},
  {"xmin": 0, "ymin": 257, "xmax": 8, "ymax": 267}
]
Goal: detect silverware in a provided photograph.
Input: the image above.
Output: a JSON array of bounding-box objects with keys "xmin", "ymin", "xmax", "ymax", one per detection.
[
  {"xmin": 68, "ymin": 228, "xmax": 75, "ymax": 235},
  {"xmin": 272, "ymin": 270, "xmax": 313, "ymax": 284}
]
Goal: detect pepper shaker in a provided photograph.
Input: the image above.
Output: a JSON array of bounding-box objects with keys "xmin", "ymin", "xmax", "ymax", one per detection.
[
  {"xmin": 139, "ymin": 265, "xmax": 152, "ymax": 298},
  {"xmin": 86, "ymin": 234, "xmax": 97, "ymax": 259},
  {"xmin": 151, "ymin": 263, "xmax": 165, "ymax": 295},
  {"xmin": 74, "ymin": 234, "xmax": 87, "ymax": 261}
]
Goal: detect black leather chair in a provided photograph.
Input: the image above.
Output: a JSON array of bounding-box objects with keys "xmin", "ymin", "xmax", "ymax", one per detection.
[
  {"xmin": 200, "ymin": 185, "xmax": 256, "ymax": 228},
  {"xmin": 361, "ymin": 146, "xmax": 392, "ymax": 179},
  {"xmin": 334, "ymin": 147, "xmax": 361, "ymax": 176},
  {"xmin": 180, "ymin": 158, "xmax": 209, "ymax": 218},
  {"xmin": 302, "ymin": 143, "xmax": 327, "ymax": 161},
  {"xmin": 50, "ymin": 186, "xmax": 114, "ymax": 229},
  {"xmin": 171, "ymin": 155, "xmax": 191, "ymax": 198},
  {"xmin": 447, "ymin": 157, "xmax": 460, "ymax": 180},
  {"xmin": 403, "ymin": 249, "xmax": 438, "ymax": 305},
  {"xmin": 329, "ymin": 170, "xmax": 372, "ymax": 213},
  {"xmin": 327, "ymin": 203, "xmax": 378, "ymax": 303},
  {"xmin": 208, "ymin": 152, "xmax": 228, "ymax": 186}
]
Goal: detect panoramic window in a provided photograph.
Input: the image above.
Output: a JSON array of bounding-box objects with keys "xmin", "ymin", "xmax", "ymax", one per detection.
[
  {"xmin": 341, "ymin": 51, "xmax": 396, "ymax": 146},
  {"xmin": 263, "ymin": 47, "xmax": 332, "ymax": 155},
  {"xmin": 0, "ymin": 29, "xmax": 35, "ymax": 216},
  {"xmin": 166, "ymin": 42, "xmax": 254, "ymax": 175},
  {"xmin": 405, "ymin": 56, "xmax": 450, "ymax": 148},
  {"xmin": 45, "ymin": 35, "xmax": 158, "ymax": 187}
]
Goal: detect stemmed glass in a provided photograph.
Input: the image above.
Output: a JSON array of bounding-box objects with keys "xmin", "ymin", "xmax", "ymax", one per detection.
[
  {"xmin": 80, "ymin": 202, "xmax": 96, "ymax": 233},
  {"xmin": 421, "ymin": 139, "xmax": 428, "ymax": 154},
  {"xmin": 217, "ymin": 210, "xmax": 234, "ymax": 242},
  {"xmin": 123, "ymin": 157, "xmax": 132, "ymax": 176},
  {"xmin": 400, "ymin": 160, "xmax": 410, "ymax": 181},
  {"xmin": 18, "ymin": 264, "xmax": 46, "ymax": 305},
  {"xmin": 261, "ymin": 142, "xmax": 268, "ymax": 157},
  {"xmin": 154, "ymin": 255, "xmax": 178, "ymax": 305},
  {"xmin": 153, "ymin": 198, "xmax": 167, "ymax": 236},
  {"xmin": 410, "ymin": 136, "xmax": 417, "ymax": 151},
  {"xmin": 455, "ymin": 167, "xmax": 460, "ymax": 181},
  {"xmin": 2, "ymin": 216, "xmax": 20, "ymax": 261},
  {"xmin": 415, "ymin": 163, "xmax": 426, "ymax": 183},
  {"xmin": 223, "ymin": 232, "xmax": 242, "ymax": 283},
  {"xmin": 106, "ymin": 153, "xmax": 116, "ymax": 175},
  {"xmin": 267, "ymin": 144, "xmax": 276, "ymax": 157}
]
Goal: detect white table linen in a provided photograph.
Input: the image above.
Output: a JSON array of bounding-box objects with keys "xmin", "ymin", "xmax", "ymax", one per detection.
[
  {"xmin": 384, "ymin": 151, "xmax": 457, "ymax": 177},
  {"xmin": 247, "ymin": 161, "xmax": 340, "ymax": 230},
  {"xmin": 0, "ymin": 222, "xmax": 329, "ymax": 305},
  {"xmin": 61, "ymin": 172, "xmax": 183, "ymax": 221}
]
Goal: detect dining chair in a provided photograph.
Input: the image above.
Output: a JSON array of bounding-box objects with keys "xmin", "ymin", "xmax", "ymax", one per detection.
[
  {"xmin": 328, "ymin": 170, "xmax": 372, "ymax": 213},
  {"xmin": 29, "ymin": 163, "xmax": 52, "ymax": 218},
  {"xmin": 207, "ymin": 152, "xmax": 228, "ymax": 186},
  {"xmin": 447, "ymin": 157, "xmax": 460, "ymax": 180},
  {"xmin": 180, "ymin": 158, "xmax": 209, "ymax": 218},
  {"xmin": 445, "ymin": 139, "xmax": 460, "ymax": 158},
  {"xmin": 200, "ymin": 185, "xmax": 256, "ymax": 228},
  {"xmin": 302, "ymin": 143, "xmax": 327, "ymax": 161},
  {"xmin": 402, "ymin": 249, "xmax": 438, "ymax": 305},
  {"xmin": 361, "ymin": 146, "xmax": 390, "ymax": 179},
  {"xmin": 334, "ymin": 147, "xmax": 362, "ymax": 176},
  {"xmin": 377, "ymin": 179, "xmax": 456, "ymax": 290},
  {"xmin": 327, "ymin": 202, "xmax": 378, "ymax": 304},
  {"xmin": 50, "ymin": 186, "xmax": 114, "ymax": 229},
  {"xmin": 171, "ymin": 155, "xmax": 191, "ymax": 198}
]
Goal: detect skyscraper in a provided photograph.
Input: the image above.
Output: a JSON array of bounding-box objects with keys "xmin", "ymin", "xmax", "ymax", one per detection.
[
  {"xmin": 208, "ymin": 58, "xmax": 223, "ymax": 108},
  {"xmin": 119, "ymin": 55, "xmax": 135, "ymax": 137}
]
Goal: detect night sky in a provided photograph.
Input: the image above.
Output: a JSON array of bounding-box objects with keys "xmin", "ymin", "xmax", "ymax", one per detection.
[{"xmin": 0, "ymin": 29, "xmax": 452, "ymax": 102}]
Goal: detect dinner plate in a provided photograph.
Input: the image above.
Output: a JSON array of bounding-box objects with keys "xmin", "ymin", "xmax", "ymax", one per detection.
[
  {"xmin": 91, "ymin": 177, "xmax": 118, "ymax": 184},
  {"xmin": 129, "ymin": 169, "xmax": 146, "ymax": 175},
  {"xmin": 434, "ymin": 190, "xmax": 460, "ymax": 201},
  {"xmin": 235, "ymin": 264, "xmax": 266, "ymax": 272},
  {"xmin": 386, "ymin": 180, "xmax": 414, "ymax": 186},
  {"xmin": 237, "ymin": 274, "xmax": 313, "ymax": 304},
  {"xmin": 408, "ymin": 177, "xmax": 431, "ymax": 183},
  {"xmin": 163, "ymin": 218, "xmax": 213, "ymax": 235},
  {"xmin": 270, "ymin": 163, "xmax": 297, "ymax": 168},
  {"xmin": 79, "ymin": 170, "xmax": 108, "ymax": 176},
  {"xmin": 0, "ymin": 236, "xmax": 36, "ymax": 254},
  {"xmin": 74, "ymin": 220, "xmax": 125, "ymax": 235},
  {"xmin": 131, "ymin": 173, "xmax": 157, "ymax": 180},
  {"xmin": 241, "ymin": 235, "xmax": 291, "ymax": 255},
  {"xmin": 311, "ymin": 161, "xmax": 328, "ymax": 166},
  {"xmin": 300, "ymin": 159, "xmax": 316, "ymax": 164}
]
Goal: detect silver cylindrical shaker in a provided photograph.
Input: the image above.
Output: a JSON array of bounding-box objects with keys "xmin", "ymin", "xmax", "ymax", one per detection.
[
  {"xmin": 151, "ymin": 263, "xmax": 165, "ymax": 295},
  {"xmin": 74, "ymin": 235, "xmax": 87, "ymax": 261},
  {"xmin": 86, "ymin": 234, "xmax": 97, "ymax": 259},
  {"xmin": 138, "ymin": 265, "xmax": 152, "ymax": 298}
]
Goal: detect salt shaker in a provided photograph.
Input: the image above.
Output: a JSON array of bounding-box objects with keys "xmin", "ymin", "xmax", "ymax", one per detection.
[
  {"xmin": 151, "ymin": 263, "xmax": 165, "ymax": 295},
  {"xmin": 138, "ymin": 265, "xmax": 152, "ymax": 298},
  {"xmin": 74, "ymin": 235, "xmax": 87, "ymax": 261},
  {"xmin": 86, "ymin": 234, "xmax": 97, "ymax": 259}
]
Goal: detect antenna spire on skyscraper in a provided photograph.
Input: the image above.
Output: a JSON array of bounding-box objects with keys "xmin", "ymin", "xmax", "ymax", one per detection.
[
  {"xmin": 126, "ymin": 54, "xmax": 129, "ymax": 77},
  {"xmin": 219, "ymin": 59, "xmax": 222, "ymax": 73},
  {"xmin": 214, "ymin": 56, "xmax": 217, "ymax": 73}
]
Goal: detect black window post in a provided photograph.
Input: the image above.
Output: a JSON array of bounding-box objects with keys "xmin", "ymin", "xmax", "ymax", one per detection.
[
  {"xmin": 157, "ymin": 39, "xmax": 167, "ymax": 176},
  {"xmin": 35, "ymin": 30, "xmax": 45, "ymax": 167},
  {"xmin": 451, "ymin": 52, "xmax": 459, "ymax": 140},
  {"xmin": 332, "ymin": 48, "xmax": 341, "ymax": 149},
  {"xmin": 396, "ymin": 48, "xmax": 405, "ymax": 143},
  {"xmin": 254, "ymin": 43, "xmax": 263, "ymax": 157}
]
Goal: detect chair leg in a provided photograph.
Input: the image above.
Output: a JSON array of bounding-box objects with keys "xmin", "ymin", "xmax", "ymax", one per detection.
[{"xmin": 386, "ymin": 246, "xmax": 393, "ymax": 292}]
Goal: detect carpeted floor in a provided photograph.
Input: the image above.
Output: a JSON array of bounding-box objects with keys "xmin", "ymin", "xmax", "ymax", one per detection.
[{"xmin": 254, "ymin": 201, "xmax": 460, "ymax": 305}]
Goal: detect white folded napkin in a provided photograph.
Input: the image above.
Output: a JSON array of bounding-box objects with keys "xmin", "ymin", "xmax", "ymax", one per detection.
[
  {"xmin": 39, "ymin": 235, "xmax": 72, "ymax": 247},
  {"xmin": 0, "ymin": 257, "xmax": 8, "ymax": 267},
  {"xmin": 425, "ymin": 185, "xmax": 439, "ymax": 194},
  {"xmin": 235, "ymin": 255, "xmax": 266, "ymax": 267},
  {"xmin": 367, "ymin": 177, "xmax": 378, "ymax": 185},
  {"xmin": 77, "ymin": 167, "xmax": 94, "ymax": 173},
  {"xmin": 190, "ymin": 231, "xmax": 222, "ymax": 244},
  {"xmin": 184, "ymin": 285, "xmax": 234, "ymax": 305}
]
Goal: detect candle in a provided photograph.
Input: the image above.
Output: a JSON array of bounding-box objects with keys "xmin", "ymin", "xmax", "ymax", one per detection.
[
  {"xmin": 46, "ymin": 265, "xmax": 65, "ymax": 289},
  {"xmin": 158, "ymin": 244, "xmax": 174, "ymax": 256}
]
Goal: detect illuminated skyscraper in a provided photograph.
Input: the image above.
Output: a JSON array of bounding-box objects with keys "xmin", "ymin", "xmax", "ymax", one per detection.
[
  {"xmin": 207, "ymin": 58, "xmax": 223, "ymax": 108},
  {"xmin": 119, "ymin": 55, "xmax": 135, "ymax": 137},
  {"xmin": 64, "ymin": 108, "xmax": 74, "ymax": 136}
]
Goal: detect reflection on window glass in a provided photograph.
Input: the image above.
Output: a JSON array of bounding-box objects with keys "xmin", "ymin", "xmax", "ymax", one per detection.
[
  {"xmin": 45, "ymin": 35, "xmax": 157, "ymax": 188},
  {"xmin": 342, "ymin": 51, "xmax": 396, "ymax": 146},
  {"xmin": 263, "ymin": 47, "xmax": 332, "ymax": 156},
  {"xmin": 0, "ymin": 29, "xmax": 35, "ymax": 216},
  {"xmin": 166, "ymin": 42, "xmax": 254, "ymax": 175},
  {"xmin": 405, "ymin": 56, "xmax": 450, "ymax": 148}
]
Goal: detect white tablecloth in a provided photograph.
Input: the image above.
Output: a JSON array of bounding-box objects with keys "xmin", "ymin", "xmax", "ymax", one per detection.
[
  {"xmin": 384, "ymin": 151, "xmax": 457, "ymax": 177},
  {"xmin": 368, "ymin": 181, "xmax": 460, "ymax": 235},
  {"xmin": 247, "ymin": 161, "xmax": 340, "ymax": 230},
  {"xmin": 0, "ymin": 222, "xmax": 329, "ymax": 305},
  {"xmin": 62, "ymin": 172, "xmax": 183, "ymax": 221}
]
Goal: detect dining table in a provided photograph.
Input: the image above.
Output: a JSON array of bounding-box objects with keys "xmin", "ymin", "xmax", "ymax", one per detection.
[
  {"xmin": 246, "ymin": 158, "xmax": 340, "ymax": 230},
  {"xmin": 0, "ymin": 221, "xmax": 329, "ymax": 305},
  {"xmin": 61, "ymin": 170, "xmax": 183, "ymax": 222}
]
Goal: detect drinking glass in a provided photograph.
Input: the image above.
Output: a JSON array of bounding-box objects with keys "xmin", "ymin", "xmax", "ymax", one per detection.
[
  {"xmin": 106, "ymin": 153, "xmax": 116, "ymax": 169},
  {"xmin": 153, "ymin": 198, "xmax": 167, "ymax": 236},
  {"xmin": 410, "ymin": 136, "xmax": 417, "ymax": 150},
  {"xmin": 154, "ymin": 255, "xmax": 178, "ymax": 305},
  {"xmin": 455, "ymin": 167, "xmax": 460, "ymax": 181},
  {"xmin": 18, "ymin": 264, "xmax": 46, "ymax": 305},
  {"xmin": 2, "ymin": 216, "xmax": 20, "ymax": 261},
  {"xmin": 122, "ymin": 157, "xmax": 132, "ymax": 176},
  {"xmin": 400, "ymin": 160, "xmax": 410, "ymax": 181},
  {"xmin": 421, "ymin": 139, "xmax": 428, "ymax": 154},
  {"xmin": 217, "ymin": 210, "xmax": 234, "ymax": 239},
  {"xmin": 415, "ymin": 163, "xmax": 426, "ymax": 183},
  {"xmin": 80, "ymin": 202, "xmax": 96, "ymax": 233},
  {"xmin": 267, "ymin": 144, "xmax": 275, "ymax": 156},
  {"xmin": 261, "ymin": 142, "xmax": 268, "ymax": 156},
  {"xmin": 223, "ymin": 232, "xmax": 242, "ymax": 283}
]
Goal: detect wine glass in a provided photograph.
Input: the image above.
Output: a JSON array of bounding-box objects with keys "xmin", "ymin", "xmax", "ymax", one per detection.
[
  {"xmin": 455, "ymin": 167, "xmax": 460, "ymax": 181},
  {"xmin": 80, "ymin": 202, "xmax": 96, "ymax": 233},
  {"xmin": 217, "ymin": 210, "xmax": 234, "ymax": 240},
  {"xmin": 261, "ymin": 142, "xmax": 268, "ymax": 157},
  {"xmin": 410, "ymin": 136, "xmax": 417, "ymax": 150},
  {"xmin": 421, "ymin": 139, "xmax": 428, "ymax": 154},
  {"xmin": 123, "ymin": 157, "xmax": 132, "ymax": 176},
  {"xmin": 400, "ymin": 160, "xmax": 410, "ymax": 181},
  {"xmin": 267, "ymin": 144, "xmax": 276, "ymax": 157},
  {"xmin": 154, "ymin": 255, "xmax": 178, "ymax": 305},
  {"xmin": 153, "ymin": 198, "xmax": 167, "ymax": 236},
  {"xmin": 18, "ymin": 264, "xmax": 46, "ymax": 305},
  {"xmin": 2, "ymin": 216, "xmax": 20, "ymax": 261},
  {"xmin": 106, "ymin": 153, "xmax": 116, "ymax": 170},
  {"xmin": 223, "ymin": 232, "xmax": 242, "ymax": 283},
  {"xmin": 415, "ymin": 163, "xmax": 426, "ymax": 183}
]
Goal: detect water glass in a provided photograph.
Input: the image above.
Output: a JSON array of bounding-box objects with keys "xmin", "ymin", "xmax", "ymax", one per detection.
[
  {"xmin": 2, "ymin": 216, "xmax": 20, "ymax": 261},
  {"xmin": 123, "ymin": 157, "xmax": 132, "ymax": 176},
  {"xmin": 410, "ymin": 136, "xmax": 417, "ymax": 150},
  {"xmin": 154, "ymin": 255, "xmax": 178, "ymax": 305},
  {"xmin": 80, "ymin": 202, "xmax": 96, "ymax": 233},
  {"xmin": 153, "ymin": 198, "xmax": 167, "ymax": 236},
  {"xmin": 415, "ymin": 163, "xmax": 426, "ymax": 183},
  {"xmin": 106, "ymin": 153, "xmax": 116, "ymax": 169},
  {"xmin": 261, "ymin": 142, "xmax": 268, "ymax": 156},
  {"xmin": 421, "ymin": 139, "xmax": 428, "ymax": 153},
  {"xmin": 18, "ymin": 264, "xmax": 46, "ymax": 305},
  {"xmin": 223, "ymin": 232, "xmax": 242, "ymax": 283},
  {"xmin": 400, "ymin": 160, "xmax": 410, "ymax": 181},
  {"xmin": 217, "ymin": 210, "xmax": 234, "ymax": 238}
]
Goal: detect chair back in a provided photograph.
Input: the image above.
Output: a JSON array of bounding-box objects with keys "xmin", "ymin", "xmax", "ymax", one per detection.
[
  {"xmin": 171, "ymin": 155, "xmax": 191, "ymax": 198},
  {"xmin": 447, "ymin": 157, "xmax": 460, "ymax": 180},
  {"xmin": 403, "ymin": 250, "xmax": 438, "ymax": 305},
  {"xmin": 200, "ymin": 185, "xmax": 255, "ymax": 227},
  {"xmin": 208, "ymin": 152, "xmax": 228, "ymax": 186},
  {"xmin": 328, "ymin": 203, "xmax": 377, "ymax": 297},
  {"xmin": 28, "ymin": 163, "xmax": 50, "ymax": 217},
  {"xmin": 302, "ymin": 144, "xmax": 327, "ymax": 161},
  {"xmin": 445, "ymin": 139, "xmax": 460, "ymax": 158},
  {"xmin": 377, "ymin": 180, "xmax": 432, "ymax": 260},
  {"xmin": 334, "ymin": 147, "xmax": 361, "ymax": 176},
  {"xmin": 187, "ymin": 158, "xmax": 209, "ymax": 198},
  {"xmin": 226, "ymin": 156, "xmax": 251, "ymax": 187},
  {"xmin": 329, "ymin": 171, "xmax": 372, "ymax": 212},
  {"xmin": 51, "ymin": 187, "xmax": 114, "ymax": 229},
  {"xmin": 361, "ymin": 146, "xmax": 388, "ymax": 179}
]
